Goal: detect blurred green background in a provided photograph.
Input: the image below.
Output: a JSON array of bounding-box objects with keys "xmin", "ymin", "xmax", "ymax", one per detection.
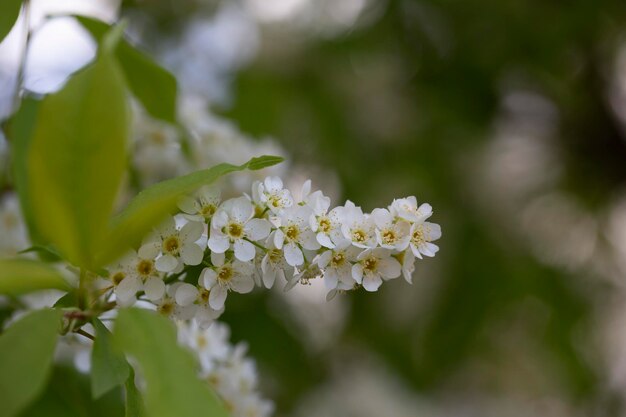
[
  {"xmin": 118, "ymin": 0, "xmax": 626, "ymax": 415},
  {"xmin": 8, "ymin": 0, "xmax": 626, "ymax": 415}
]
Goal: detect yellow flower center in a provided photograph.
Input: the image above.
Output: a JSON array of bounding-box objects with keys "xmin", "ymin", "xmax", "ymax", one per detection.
[
  {"xmin": 353, "ymin": 229, "xmax": 367, "ymax": 243},
  {"xmin": 331, "ymin": 252, "xmax": 345, "ymax": 268},
  {"xmin": 268, "ymin": 249, "xmax": 282, "ymax": 263},
  {"xmin": 411, "ymin": 227, "xmax": 424, "ymax": 245},
  {"xmin": 199, "ymin": 288, "xmax": 210, "ymax": 303},
  {"xmin": 227, "ymin": 222, "xmax": 244, "ymax": 238},
  {"xmin": 363, "ymin": 257, "xmax": 378, "ymax": 273},
  {"xmin": 111, "ymin": 271, "xmax": 126, "ymax": 286},
  {"xmin": 318, "ymin": 217, "xmax": 332, "ymax": 233},
  {"xmin": 218, "ymin": 266, "xmax": 234, "ymax": 282},
  {"xmin": 163, "ymin": 236, "xmax": 180, "ymax": 254},
  {"xmin": 285, "ymin": 225, "xmax": 299, "ymax": 241},
  {"xmin": 382, "ymin": 229, "xmax": 396, "ymax": 244},
  {"xmin": 201, "ymin": 204, "xmax": 216, "ymax": 218},
  {"xmin": 158, "ymin": 300, "xmax": 175, "ymax": 315},
  {"xmin": 136, "ymin": 259, "xmax": 154, "ymax": 277}
]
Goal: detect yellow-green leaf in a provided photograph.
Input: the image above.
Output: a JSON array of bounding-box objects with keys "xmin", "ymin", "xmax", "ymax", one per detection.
[
  {"xmin": 91, "ymin": 319, "xmax": 129, "ymax": 399},
  {"xmin": 0, "ymin": 308, "xmax": 63, "ymax": 417},
  {"xmin": 113, "ymin": 309, "xmax": 229, "ymax": 417},
  {"xmin": 27, "ymin": 26, "xmax": 130, "ymax": 269},
  {"xmin": 0, "ymin": 258, "xmax": 70, "ymax": 296},
  {"xmin": 97, "ymin": 155, "xmax": 284, "ymax": 266},
  {"xmin": 0, "ymin": 0, "xmax": 22, "ymax": 43}
]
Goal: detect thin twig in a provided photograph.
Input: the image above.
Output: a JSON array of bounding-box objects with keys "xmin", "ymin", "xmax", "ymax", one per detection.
[{"xmin": 75, "ymin": 329, "xmax": 95, "ymax": 341}]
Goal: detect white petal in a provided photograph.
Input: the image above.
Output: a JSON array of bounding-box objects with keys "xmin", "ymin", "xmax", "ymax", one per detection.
[
  {"xmin": 208, "ymin": 234, "xmax": 230, "ymax": 253},
  {"xmin": 316, "ymin": 250, "xmax": 332, "ymax": 268},
  {"xmin": 211, "ymin": 210, "xmax": 229, "ymax": 229},
  {"xmin": 300, "ymin": 230, "xmax": 321, "ymax": 250},
  {"xmin": 264, "ymin": 176, "xmax": 283, "ymax": 192},
  {"xmin": 210, "ymin": 251, "xmax": 225, "ymax": 266},
  {"xmin": 138, "ymin": 242, "xmax": 161, "ymax": 259},
  {"xmin": 234, "ymin": 239, "xmax": 256, "ymax": 262},
  {"xmin": 378, "ymin": 257, "xmax": 401, "ymax": 279},
  {"xmin": 115, "ymin": 276, "xmax": 142, "ymax": 300},
  {"xmin": 273, "ymin": 229, "xmax": 285, "ymax": 249},
  {"xmin": 421, "ymin": 242, "xmax": 439, "ymax": 257},
  {"xmin": 244, "ymin": 218, "xmax": 271, "ymax": 241},
  {"xmin": 201, "ymin": 268, "xmax": 217, "ymax": 289},
  {"xmin": 326, "ymin": 289, "xmax": 338, "ymax": 301},
  {"xmin": 324, "ymin": 268, "xmax": 338, "ymax": 289},
  {"xmin": 181, "ymin": 243, "xmax": 204, "ymax": 266},
  {"xmin": 262, "ymin": 268, "xmax": 276, "ymax": 289},
  {"xmin": 351, "ymin": 263, "xmax": 364, "ymax": 283},
  {"xmin": 300, "ymin": 179, "xmax": 311, "ymax": 201},
  {"xmin": 158, "ymin": 217, "xmax": 177, "ymax": 236},
  {"xmin": 181, "ymin": 221, "xmax": 204, "ymax": 242},
  {"xmin": 425, "ymin": 222, "xmax": 442, "ymax": 241},
  {"xmin": 371, "ymin": 208, "xmax": 392, "ymax": 229},
  {"xmin": 175, "ymin": 283, "xmax": 199, "ymax": 306},
  {"xmin": 231, "ymin": 197, "xmax": 254, "ymax": 222},
  {"xmin": 230, "ymin": 275, "xmax": 255, "ymax": 294},
  {"xmin": 155, "ymin": 254, "xmax": 178, "ymax": 272},
  {"xmin": 362, "ymin": 275, "xmax": 383, "ymax": 292},
  {"xmin": 317, "ymin": 232, "xmax": 335, "ymax": 249},
  {"xmin": 178, "ymin": 196, "xmax": 199, "ymax": 214},
  {"xmin": 410, "ymin": 243, "xmax": 423, "ymax": 260},
  {"xmin": 283, "ymin": 243, "xmax": 304, "ymax": 267},
  {"xmin": 144, "ymin": 277, "xmax": 166, "ymax": 301},
  {"xmin": 209, "ymin": 285, "xmax": 227, "ymax": 310}
]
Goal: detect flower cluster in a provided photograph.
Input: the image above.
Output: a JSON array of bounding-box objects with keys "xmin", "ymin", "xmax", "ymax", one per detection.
[
  {"xmin": 102, "ymin": 176, "xmax": 441, "ymax": 327},
  {"xmin": 178, "ymin": 321, "xmax": 273, "ymax": 417}
]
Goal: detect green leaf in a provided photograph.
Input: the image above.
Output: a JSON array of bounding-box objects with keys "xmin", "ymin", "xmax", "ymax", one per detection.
[
  {"xmin": 52, "ymin": 291, "xmax": 77, "ymax": 308},
  {"xmin": 97, "ymin": 155, "xmax": 284, "ymax": 266},
  {"xmin": 26, "ymin": 25, "xmax": 130, "ymax": 269},
  {"xmin": 0, "ymin": 0, "xmax": 22, "ymax": 43},
  {"xmin": 18, "ymin": 245, "xmax": 62, "ymax": 262},
  {"xmin": 0, "ymin": 308, "xmax": 62, "ymax": 417},
  {"xmin": 0, "ymin": 258, "xmax": 70, "ymax": 296},
  {"xmin": 91, "ymin": 319, "xmax": 130, "ymax": 399},
  {"xmin": 113, "ymin": 309, "xmax": 229, "ymax": 417},
  {"xmin": 7, "ymin": 97, "xmax": 46, "ymax": 246},
  {"xmin": 75, "ymin": 16, "xmax": 178, "ymax": 123},
  {"xmin": 125, "ymin": 367, "xmax": 146, "ymax": 417},
  {"xmin": 20, "ymin": 365, "xmax": 125, "ymax": 417}
]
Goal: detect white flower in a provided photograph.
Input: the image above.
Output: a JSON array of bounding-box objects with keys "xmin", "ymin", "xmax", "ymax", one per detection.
[
  {"xmin": 306, "ymin": 189, "xmax": 344, "ymax": 249},
  {"xmin": 399, "ymin": 249, "xmax": 416, "ymax": 284},
  {"xmin": 273, "ymin": 205, "xmax": 321, "ymax": 267},
  {"xmin": 260, "ymin": 240, "xmax": 293, "ymax": 289},
  {"xmin": 140, "ymin": 218, "xmax": 205, "ymax": 272},
  {"xmin": 178, "ymin": 186, "xmax": 221, "ymax": 222},
  {"xmin": 208, "ymin": 197, "xmax": 270, "ymax": 262},
  {"xmin": 108, "ymin": 251, "xmax": 164, "ymax": 304},
  {"xmin": 178, "ymin": 320, "xmax": 230, "ymax": 372},
  {"xmin": 258, "ymin": 176, "xmax": 293, "ymax": 215},
  {"xmin": 339, "ymin": 202, "xmax": 377, "ymax": 249},
  {"xmin": 200, "ymin": 252, "xmax": 255, "ymax": 310},
  {"xmin": 372, "ymin": 208, "xmax": 411, "ymax": 251},
  {"xmin": 390, "ymin": 196, "xmax": 433, "ymax": 223},
  {"xmin": 174, "ymin": 283, "xmax": 224, "ymax": 328},
  {"xmin": 316, "ymin": 240, "xmax": 360, "ymax": 291},
  {"xmin": 352, "ymin": 248, "xmax": 401, "ymax": 292},
  {"xmin": 409, "ymin": 221, "xmax": 442, "ymax": 259}
]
